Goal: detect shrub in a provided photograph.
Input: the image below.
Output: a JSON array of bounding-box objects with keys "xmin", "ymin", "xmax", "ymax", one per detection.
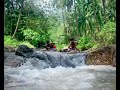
[
  {"xmin": 56, "ymin": 44, "xmax": 66, "ymax": 51},
  {"xmin": 96, "ymin": 21, "xmax": 116, "ymax": 46},
  {"xmin": 77, "ymin": 35, "xmax": 95, "ymax": 51},
  {"xmin": 22, "ymin": 28, "xmax": 50, "ymax": 47}
]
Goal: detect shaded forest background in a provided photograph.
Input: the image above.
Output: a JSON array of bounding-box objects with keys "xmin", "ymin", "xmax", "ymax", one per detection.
[{"xmin": 4, "ymin": 0, "xmax": 116, "ymax": 51}]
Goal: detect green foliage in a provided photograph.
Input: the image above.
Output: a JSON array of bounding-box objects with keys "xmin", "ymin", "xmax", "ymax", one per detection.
[
  {"xmin": 4, "ymin": 0, "xmax": 116, "ymax": 51},
  {"xmin": 56, "ymin": 0, "xmax": 116, "ymax": 41},
  {"xmin": 4, "ymin": 0, "xmax": 51, "ymax": 41},
  {"xmin": 4, "ymin": 35, "xmax": 34, "ymax": 48},
  {"xmin": 96, "ymin": 21, "xmax": 116, "ymax": 46},
  {"xmin": 77, "ymin": 35, "xmax": 96, "ymax": 51},
  {"xmin": 5, "ymin": 12, "xmax": 26, "ymax": 40},
  {"xmin": 56, "ymin": 44, "xmax": 67, "ymax": 51},
  {"xmin": 76, "ymin": 21, "xmax": 116, "ymax": 51},
  {"xmin": 22, "ymin": 28, "xmax": 50, "ymax": 47},
  {"xmin": 4, "ymin": 35, "xmax": 19, "ymax": 47}
]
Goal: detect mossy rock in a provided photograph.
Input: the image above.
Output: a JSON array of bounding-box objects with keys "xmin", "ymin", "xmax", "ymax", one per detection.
[{"xmin": 4, "ymin": 46, "xmax": 16, "ymax": 52}]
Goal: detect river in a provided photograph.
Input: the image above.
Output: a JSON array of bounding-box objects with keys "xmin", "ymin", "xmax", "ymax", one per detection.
[{"xmin": 4, "ymin": 51, "xmax": 116, "ymax": 90}]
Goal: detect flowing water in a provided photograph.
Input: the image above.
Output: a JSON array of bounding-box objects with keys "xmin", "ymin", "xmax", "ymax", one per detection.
[{"xmin": 4, "ymin": 51, "xmax": 116, "ymax": 90}]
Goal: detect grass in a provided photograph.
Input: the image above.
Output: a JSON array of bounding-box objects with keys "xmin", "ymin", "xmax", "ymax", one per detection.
[{"xmin": 4, "ymin": 35, "xmax": 34, "ymax": 48}]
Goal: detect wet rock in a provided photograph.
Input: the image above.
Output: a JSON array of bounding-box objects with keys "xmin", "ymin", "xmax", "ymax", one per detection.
[
  {"xmin": 4, "ymin": 52, "xmax": 15, "ymax": 60},
  {"xmin": 15, "ymin": 45, "xmax": 34, "ymax": 58},
  {"xmin": 31, "ymin": 51, "xmax": 48, "ymax": 60},
  {"xmin": 4, "ymin": 52, "xmax": 25, "ymax": 67},
  {"xmin": 86, "ymin": 45, "xmax": 116, "ymax": 67}
]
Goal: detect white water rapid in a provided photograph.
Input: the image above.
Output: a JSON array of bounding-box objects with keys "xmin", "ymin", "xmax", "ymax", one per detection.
[{"xmin": 4, "ymin": 51, "xmax": 116, "ymax": 90}]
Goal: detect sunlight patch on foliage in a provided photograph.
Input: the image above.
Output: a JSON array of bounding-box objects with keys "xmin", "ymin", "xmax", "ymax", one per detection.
[{"xmin": 4, "ymin": 35, "xmax": 34, "ymax": 48}]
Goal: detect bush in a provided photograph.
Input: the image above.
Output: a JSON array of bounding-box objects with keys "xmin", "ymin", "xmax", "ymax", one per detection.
[
  {"xmin": 77, "ymin": 35, "xmax": 95, "ymax": 51},
  {"xmin": 96, "ymin": 21, "xmax": 116, "ymax": 46},
  {"xmin": 22, "ymin": 28, "xmax": 50, "ymax": 47},
  {"xmin": 56, "ymin": 44, "xmax": 66, "ymax": 51}
]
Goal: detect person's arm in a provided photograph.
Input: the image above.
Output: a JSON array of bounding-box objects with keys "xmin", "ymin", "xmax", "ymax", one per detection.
[{"xmin": 68, "ymin": 42, "xmax": 71, "ymax": 48}]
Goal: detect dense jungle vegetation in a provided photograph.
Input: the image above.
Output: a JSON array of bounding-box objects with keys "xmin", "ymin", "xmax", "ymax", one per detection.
[{"xmin": 4, "ymin": 0, "xmax": 116, "ymax": 51}]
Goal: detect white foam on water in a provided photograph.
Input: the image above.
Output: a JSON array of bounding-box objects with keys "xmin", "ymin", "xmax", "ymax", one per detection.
[{"xmin": 4, "ymin": 64, "xmax": 116, "ymax": 90}]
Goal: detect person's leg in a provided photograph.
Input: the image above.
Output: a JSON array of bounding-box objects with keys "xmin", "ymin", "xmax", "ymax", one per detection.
[{"xmin": 68, "ymin": 48, "xmax": 71, "ymax": 52}]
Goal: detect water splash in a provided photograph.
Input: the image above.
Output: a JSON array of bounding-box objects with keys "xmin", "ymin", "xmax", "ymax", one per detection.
[
  {"xmin": 4, "ymin": 51, "xmax": 116, "ymax": 90},
  {"xmin": 29, "ymin": 51, "xmax": 87, "ymax": 69},
  {"xmin": 4, "ymin": 65, "xmax": 116, "ymax": 90}
]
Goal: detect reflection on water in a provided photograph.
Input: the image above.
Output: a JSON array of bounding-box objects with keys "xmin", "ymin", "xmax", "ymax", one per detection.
[{"xmin": 4, "ymin": 65, "xmax": 116, "ymax": 90}]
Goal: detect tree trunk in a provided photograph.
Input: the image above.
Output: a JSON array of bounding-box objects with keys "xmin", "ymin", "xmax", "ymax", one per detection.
[
  {"xmin": 62, "ymin": 7, "xmax": 68, "ymax": 44},
  {"xmin": 62, "ymin": 7, "xmax": 66, "ymax": 30},
  {"xmin": 12, "ymin": 0, "xmax": 24, "ymax": 38},
  {"xmin": 12, "ymin": 13, "xmax": 21, "ymax": 38}
]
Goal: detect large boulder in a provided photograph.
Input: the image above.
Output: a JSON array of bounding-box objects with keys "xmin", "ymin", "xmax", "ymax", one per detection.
[
  {"xmin": 86, "ymin": 45, "xmax": 116, "ymax": 67},
  {"xmin": 15, "ymin": 45, "xmax": 34, "ymax": 58}
]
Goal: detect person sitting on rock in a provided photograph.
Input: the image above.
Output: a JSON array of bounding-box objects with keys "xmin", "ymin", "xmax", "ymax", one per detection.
[
  {"xmin": 68, "ymin": 38, "xmax": 79, "ymax": 52},
  {"xmin": 46, "ymin": 41, "xmax": 56, "ymax": 51},
  {"xmin": 45, "ymin": 41, "xmax": 51, "ymax": 50},
  {"xmin": 51, "ymin": 43, "xmax": 56, "ymax": 51},
  {"xmin": 50, "ymin": 42, "xmax": 56, "ymax": 51}
]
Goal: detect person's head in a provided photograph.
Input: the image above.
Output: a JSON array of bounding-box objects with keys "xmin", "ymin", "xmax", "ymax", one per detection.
[
  {"xmin": 52, "ymin": 43, "xmax": 55, "ymax": 45},
  {"xmin": 70, "ymin": 38, "xmax": 74, "ymax": 41},
  {"xmin": 46, "ymin": 41, "xmax": 50, "ymax": 44}
]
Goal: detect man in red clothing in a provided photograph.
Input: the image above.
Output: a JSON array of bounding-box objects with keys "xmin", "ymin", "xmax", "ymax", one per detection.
[
  {"xmin": 68, "ymin": 38, "xmax": 78, "ymax": 52},
  {"xmin": 46, "ymin": 41, "xmax": 56, "ymax": 51}
]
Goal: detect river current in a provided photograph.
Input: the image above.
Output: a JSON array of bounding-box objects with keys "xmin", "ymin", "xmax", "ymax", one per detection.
[{"xmin": 4, "ymin": 51, "xmax": 116, "ymax": 90}]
